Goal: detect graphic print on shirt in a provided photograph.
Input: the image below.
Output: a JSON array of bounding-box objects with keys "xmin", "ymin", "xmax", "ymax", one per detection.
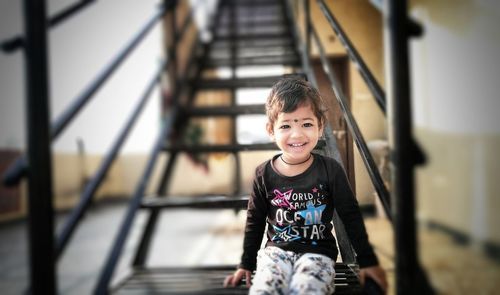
[
  {"xmin": 271, "ymin": 184, "xmax": 328, "ymax": 244},
  {"xmin": 271, "ymin": 224, "xmax": 301, "ymax": 242},
  {"xmin": 271, "ymin": 189, "xmax": 296, "ymax": 209}
]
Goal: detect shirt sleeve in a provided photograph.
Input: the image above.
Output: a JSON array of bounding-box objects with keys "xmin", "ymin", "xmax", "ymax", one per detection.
[
  {"xmin": 332, "ymin": 161, "xmax": 379, "ymax": 268},
  {"xmin": 238, "ymin": 166, "xmax": 268, "ymax": 271}
]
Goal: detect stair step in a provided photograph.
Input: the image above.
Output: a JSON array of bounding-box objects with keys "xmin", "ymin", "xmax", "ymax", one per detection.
[
  {"xmin": 209, "ymin": 47, "xmax": 297, "ymax": 60},
  {"xmin": 211, "ymin": 36, "xmax": 294, "ymax": 49},
  {"xmin": 220, "ymin": 4, "xmax": 283, "ymax": 14},
  {"xmin": 216, "ymin": 19, "xmax": 287, "ymax": 29},
  {"xmin": 221, "ymin": 0, "xmax": 283, "ymax": 8},
  {"xmin": 204, "ymin": 54, "xmax": 300, "ymax": 68},
  {"xmin": 213, "ymin": 32, "xmax": 292, "ymax": 41},
  {"xmin": 163, "ymin": 143, "xmax": 278, "ymax": 152},
  {"xmin": 112, "ymin": 264, "xmax": 361, "ymax": 294},
  {"xmin": 215, "ymin": 25, "xmax": 289, "ymax": 38},
  {"xmin": 141, "ymin": 195, "xmax": 249, "ymax": 210},
  {"xmin": 197, "ymin": 76, "xmax": 282, "ymax": 89},
  {"xmin": 162, "ymin": 141, "xmax": 325, "ymax": 153},
  {"xmin": 219, "ymin": 15, "xmax": 285, "ymax": 26},
  {"xmin": 186, "ymin": 104, "xmax": 265, "ymax": 117}
]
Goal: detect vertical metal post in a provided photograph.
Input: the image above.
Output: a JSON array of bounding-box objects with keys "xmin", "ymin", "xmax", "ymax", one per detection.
[
  {"xmin": 22, "ymin": 0, "xmax": 57, "ymax": 293},
  {"xmin": 166, "ymin": 0, "xmax": 178, "ymax": 94},
  {"xmin": 229, "ymin": 0, "xmax": 241, "ymax": 196},
  {"xmin": 385, "ymin": 0, "xmax": 419, "ymax": 293},
  {"xmin": 304, "ymin": 0, "xmax": 311, "ymax": 58}
]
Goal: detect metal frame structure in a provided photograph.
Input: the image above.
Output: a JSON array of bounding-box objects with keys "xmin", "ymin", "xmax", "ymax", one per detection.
[{"xmin": 2, "ymin": 0, "xmax": 435, "ymax": 293}]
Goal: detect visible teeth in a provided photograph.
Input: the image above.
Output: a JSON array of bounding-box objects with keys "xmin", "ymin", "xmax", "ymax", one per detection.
[{"xmin": 291, "ymin": 143, "xmax": 304, "ymax": 147}]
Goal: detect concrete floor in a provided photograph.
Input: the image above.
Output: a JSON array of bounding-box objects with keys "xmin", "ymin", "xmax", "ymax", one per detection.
[{"xmin": 0, "ymin": 201, "xmax": 499, "ymax": 294}]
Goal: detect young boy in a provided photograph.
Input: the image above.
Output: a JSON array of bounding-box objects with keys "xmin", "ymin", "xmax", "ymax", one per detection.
[{"xmin": 224, "ymin": 77, "xmax": 387, "ymax": 294}]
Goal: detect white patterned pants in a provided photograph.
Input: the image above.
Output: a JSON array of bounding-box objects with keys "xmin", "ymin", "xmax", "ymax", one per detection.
[{"xmin": 250, "ymin": 246, "xmax": 336, "ymax": 295}]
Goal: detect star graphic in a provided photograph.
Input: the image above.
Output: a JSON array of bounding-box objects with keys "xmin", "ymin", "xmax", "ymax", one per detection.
[
  {"xmin": 297, "ymin": 202, "xmax": 326, "ymax": 225},
  {"xmin": 271, "ymin": 189, "xmax": 295, "ymax": 209},
  {"xmin": 272, "ymin": 224, "xmax": 301, "ymax": 242}
]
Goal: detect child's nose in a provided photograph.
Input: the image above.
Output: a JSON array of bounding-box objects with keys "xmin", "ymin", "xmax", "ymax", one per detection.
[{"xmin": 290, "ymin": 127, "xmax": 303, "ymax": 138}]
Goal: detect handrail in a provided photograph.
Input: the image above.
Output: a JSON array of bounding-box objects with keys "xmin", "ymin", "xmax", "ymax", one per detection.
[
  {"xmin": 2, "ymin": 5, "xmax": 167, "ymax": 187},
  {"xmin": 311, "ymin": 27, "xmax": 392, "ymax": 220},
  {"xmin": 316, "ymin": 0, "xmax": 386, "ymax": 114},
  {"xmin": 317, "ymin": 0, "xmax": 427, "ymax": 167},
  {"xmin": 93, "ymin": 110, "xmax": 178, "ymax": 295},
  {"xmin": 1, "ymin": 0, "xmax": 97, "ymax": 53},
  {"xmin": 55, "ymin": 61, "xmax": 167, "ymax": 259}
]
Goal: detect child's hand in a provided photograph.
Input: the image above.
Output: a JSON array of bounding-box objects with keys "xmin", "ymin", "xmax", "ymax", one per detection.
[
  {"xmin": 223, "ymin": 268, "xmax": 252, "ymax": 288},
  {"xmin": 359, "ymin": 265, "xmax": 388, "ymax": 294}
]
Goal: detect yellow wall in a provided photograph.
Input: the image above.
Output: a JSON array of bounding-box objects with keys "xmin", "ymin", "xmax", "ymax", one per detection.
[{"xmin": 415, "ymin": 130, "xmax": 500, "ymax": 243}]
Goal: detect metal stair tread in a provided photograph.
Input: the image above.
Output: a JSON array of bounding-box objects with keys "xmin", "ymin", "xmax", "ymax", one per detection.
[
  {"xmin": 203, "ymin": 54, "xmax": 300, "ymax": 68},
  {"xmin": 213, "ymin": 32, "xmax": 292, "ymax": 41},
  {"xmin": 141, "ymin": 195, "xmax": 249, "ymax": 209},
  {"xmin": 185, "ymin": 104, "xmax": 265, "ymax": 117},
  {"xmin": 196, "ymin": 76, "xmax": 283, "ymax": 89},
  {"xmin": 112, "ymin": 265, "xmax": 361, "ymax": 294},
  {"xmin": 162, "ymin": 141, "xmax": 326, "ymax": 152},
  {"xmin": 211, "ymin": 36, "xmax": 294, "ymax": 48}
]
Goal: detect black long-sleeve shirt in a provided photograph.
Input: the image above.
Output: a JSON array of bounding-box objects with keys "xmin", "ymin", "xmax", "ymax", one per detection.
[{"xmin": 239, "ymin": 153, "xmax": 379, "ymax": 271}]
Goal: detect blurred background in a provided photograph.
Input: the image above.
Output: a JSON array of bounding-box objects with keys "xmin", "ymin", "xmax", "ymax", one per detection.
[{"xmin": 0, "ymin": 0, "xmax": 499, "ymax": 294}]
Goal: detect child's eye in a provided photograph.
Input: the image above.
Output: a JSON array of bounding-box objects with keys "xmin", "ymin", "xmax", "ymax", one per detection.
[
  {"xmin": 279, "ymin": 125, "xmax": 290, "ymax": 129},
  {"xmin": 303, "ymin": 122, "xmax": 314, "ymax": 127}
]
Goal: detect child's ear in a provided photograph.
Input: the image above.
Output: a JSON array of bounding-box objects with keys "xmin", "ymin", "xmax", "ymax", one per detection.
[
  {"xmin": 266, "ymin": 123, "xmax": 275, "ymax": 140},
  {"xmin": 318, "ymin": 121, "xmax": 325, "ymax": 138}
]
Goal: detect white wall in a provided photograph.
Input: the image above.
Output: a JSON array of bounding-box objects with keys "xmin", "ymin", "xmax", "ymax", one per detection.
[
  {"xmin": 1, "ymin": 0, "xmax": 163, "ymax": 154},
  {"xmin": 406, "ymin": 0, "xmax": 500, "ymax": 242},
  {"xmin": 410, "ymin": 0, "xmax": 500, "ymax": 135}
]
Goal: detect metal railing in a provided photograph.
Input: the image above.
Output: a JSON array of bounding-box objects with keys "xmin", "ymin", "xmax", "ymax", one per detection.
[
  {"xmin": 316, "ymin": 0, "xmax": 386, "ymax": 113},
  {"xmin": 93, "ymin": 0, "xmax": 203, "ymax": 292},
  {"xmin": 0, "ymin": 1, "xmax": 177, "ymax": 293},
  {"xmin": 2, "ymin": 4, "xmax": 168, "ymax": 186},
  {"xmin": 1, "ymin": 0, "xmax": 96, "ymax": 53},
  {"xmin": 296, "ymin": 0, "xmax": 434, "ymax": 293}
]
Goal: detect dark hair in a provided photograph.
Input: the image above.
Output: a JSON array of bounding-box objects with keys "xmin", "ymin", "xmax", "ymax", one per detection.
[{"xmin": 266, "ymin": 77, "xmax": 326, "ymax": 128}]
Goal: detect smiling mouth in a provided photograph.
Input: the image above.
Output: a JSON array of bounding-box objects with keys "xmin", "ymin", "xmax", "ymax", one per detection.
[{"xmin": 289, "ymin": 143, "xmax": 307, "ymax": 147}]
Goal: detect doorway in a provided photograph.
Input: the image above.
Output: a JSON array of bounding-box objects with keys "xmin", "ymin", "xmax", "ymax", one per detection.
[{"xmin": 312, "ymin": 57, "xmax": 355, "ymax": 191}]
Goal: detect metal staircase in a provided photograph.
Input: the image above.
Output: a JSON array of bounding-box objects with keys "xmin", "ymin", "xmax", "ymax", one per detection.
[
  {"xmin": 2, "ymin": 0, "xmax": 434, "ymax": 294},
  {"xmin": 98, "ymin": 0, "xmax": 362, "ymax": 294}
]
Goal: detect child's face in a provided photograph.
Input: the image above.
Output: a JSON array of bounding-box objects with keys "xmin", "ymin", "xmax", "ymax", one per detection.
[{"xmin": 267, "ymin": 103, "xmax": 323, "ymax": 163}]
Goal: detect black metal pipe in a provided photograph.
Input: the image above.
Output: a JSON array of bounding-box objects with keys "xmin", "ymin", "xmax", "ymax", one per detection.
[
  {"xmin": 2, "ymin": 5, "xmax": 167, "ymax": 187},
  {"xmin": 56, "ymin": 61, "xmax": 166, "ymax": 259},
  {"xmin": 2, "ymin": 0, "xmax": 96, "ymax": 53},
  {"xmin": 131, "ymin": 0, "xmax": 214, "ymax": 267},
  {"xmin": 22, "ymin": 0, "xmax": 57, "ymax": 293},
  {"xmin": 132, "ymin": 151, "xmax": 178, "ymax": 267},
  {"xmin": 312, "ymin": 27, "xmax": 392, "ymax": 220},
  {"xmin": 168, "ymin": 0, "xmax": 178, "ymax": 89},
  {"xmin": 385, "ymin": 1, "xmax": 435, "ymax": 294},
  {"xmin": 94, "ymin": 111, "xmax": 177, "ymax": 295},
  {"xmin": 317, "ymin": 0, "xmax": 386, "ymax": 114},
  {"xmin": 304, "ymin": 0, "xmax": 311, "ymax": 60}
]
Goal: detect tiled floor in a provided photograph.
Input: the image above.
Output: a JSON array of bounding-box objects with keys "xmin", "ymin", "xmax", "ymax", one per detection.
[{"xmin": 0, "ymin": 201, "xmax": 499, "ymax": 294}]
